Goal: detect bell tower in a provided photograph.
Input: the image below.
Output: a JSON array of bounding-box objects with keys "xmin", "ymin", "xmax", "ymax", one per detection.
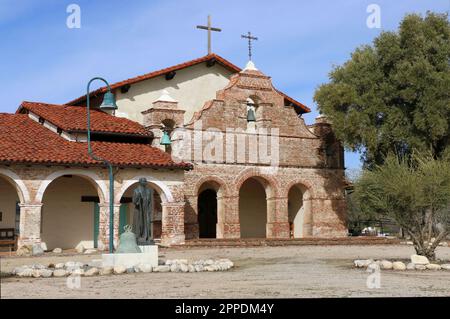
[{"xmin": 141, "ymin": 90, "xmax": 185, "ymax": 151}]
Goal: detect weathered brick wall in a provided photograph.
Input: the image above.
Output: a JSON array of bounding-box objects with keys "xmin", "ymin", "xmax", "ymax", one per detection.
[{"xmin": 184, "ymin": 164, "xmax": 347, "ymax": 239}]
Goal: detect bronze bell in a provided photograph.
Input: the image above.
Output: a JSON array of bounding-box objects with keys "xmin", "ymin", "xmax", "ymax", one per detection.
[
  {"xmin": 116, "ymin": 225, "xmax": 142, "ymax": 254},
  {"xmin": 247, "ymin": 108, "xmax": 256, "ymax": 122}
]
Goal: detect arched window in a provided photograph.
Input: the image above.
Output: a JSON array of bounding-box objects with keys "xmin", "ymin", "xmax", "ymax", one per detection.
[{"xmin": 246, "ymin": 97, "xmax": 258, "ymax": 131}]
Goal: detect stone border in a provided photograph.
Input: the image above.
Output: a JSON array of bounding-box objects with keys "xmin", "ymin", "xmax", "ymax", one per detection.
[
  {"xmin": 10, "ymin": 259, "xmax": 234, "ymax": 278},
  {"xmin": 354, "ymin": 258, "xmax": 450, "ymax": 271}
]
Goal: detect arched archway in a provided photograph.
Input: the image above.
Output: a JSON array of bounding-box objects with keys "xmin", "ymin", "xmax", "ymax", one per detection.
[
  {"xmin": 41, "ymin": 174, "xmax": 103, "ymax": 250},
  {"xmin": 287, "ymin": 183, "xmax": 312, "ymax": 238},
  {"xmin": 117, "ymin": 178, "xmax": 169, "ymax": 240},
  {"xmin": 198, "ymin": 189, "xmax": 217, "ymax": 238},
  {"xmin": 36, "ymin": 169, "xmax": 107, "ymax": 203},
  {"xmin": 239, "ymin": 177, "xmax": 270, "ymax": 238},
  {"xmin": 0, "ymin": 175, "xmax": 21, "ymax": 239},
  {"xmin": 0, "ymin": 169, "xmax": 30, "ymax": 204},
  {"xmin": 196, "ymin": 180, "xmax": 226, "ymax": 239}
]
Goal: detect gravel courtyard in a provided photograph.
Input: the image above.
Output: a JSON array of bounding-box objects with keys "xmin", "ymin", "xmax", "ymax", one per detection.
[{"xmin": 1, "ymin": 244, "xmax": 449, "ymax": 298}]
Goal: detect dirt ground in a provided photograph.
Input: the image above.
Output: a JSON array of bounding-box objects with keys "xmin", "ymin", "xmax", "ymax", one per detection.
[{"xmin": 1, "ymin": 245, "xmax": 449, "ymax": 298}]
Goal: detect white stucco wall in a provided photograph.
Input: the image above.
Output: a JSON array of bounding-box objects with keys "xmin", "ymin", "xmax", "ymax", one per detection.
[
  {"xmin": 239, "ymin": 178, "xmax": 267, "ymax": 238},
  {"xmin": 41, "ymin": 176, "xmax": 98, "ymax": 250},
  {"xmin": 0, "ymin": 177, "xmax": 18, "ymax": 230},
  {"xmin": 115, "ymin": 63, "xmax": 234, "ymax": 124}
]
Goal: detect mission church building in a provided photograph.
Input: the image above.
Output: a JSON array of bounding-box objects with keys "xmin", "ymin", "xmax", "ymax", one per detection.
[{"xmin": 0, "ymin": 51, "xmax": 347, "ymax": 251}]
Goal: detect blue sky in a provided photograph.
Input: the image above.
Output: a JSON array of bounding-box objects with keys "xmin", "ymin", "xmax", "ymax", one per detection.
[{"xmin": 0, "ymin": 0, "xmax": 449, "ymax": 170}]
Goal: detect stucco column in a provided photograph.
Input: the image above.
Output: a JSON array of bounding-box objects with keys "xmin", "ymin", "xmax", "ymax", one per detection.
[
  {"xmin": 98, "ymin": 203, "xmax": 120, "ymax": 250},
  {"xmin": 161, "ymin": 202, "xmax": 185, "ymax": 246},
  {"xmin": 18, "ymin": 203, "xmax": 42, "ymax": 247},
  {"xmin": 266, "ymin": 197, "xmax": 290, "ymax": 239},
  {"xmin": 217, "ymin": 195, "xmax": 240, "ymax": 238}
]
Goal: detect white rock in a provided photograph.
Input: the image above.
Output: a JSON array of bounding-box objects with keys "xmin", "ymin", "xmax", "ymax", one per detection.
[
  {"xmin": 85, "ymin": 267, "xmax": 99, "ymax": 276},
  {"xmin": 31, "ymin": 263, "xmax": 46, "ymax": 270},
  {"xmin": 194, "ymin": 264, "xmax": 204, "ymax": 272},
  {"xmin": 392, "ymin": 261, "xmax": 406, "ymax": 270},
  {"xmin": 406, "ymin": 263, "xmax": 415, "ymax": 270},
  {"xmin": 354, "ymin": 259, "xmax": 373, "ymax": 268},
  {"xmin": 367, "ymin": 262, "xmax": 380, "ymax": 271},
  {"xmin": 170, "ymin": 263, "xmax": 180, "ymax": 272},
  {"xmin": 32, "ymin": 244, "xmax": 44, "ymax": 256},
  {"xmin": 113, "ymin": 265, "xmax": 126, "ymax": 274},
  {"xmin": 188, "ymin": 264, "xmax": 195, "ymax": 272},
  {"xmin": 415, "ymin": 264, "xmax": 427, "ymax": 270},
  {"xmin": 426, "ymin": 263, "xmax": 441, "ymax": 270},
  {"xmin": 40, "ymin": 242, "xmax": 48, "ymax": 251},
  {"xmin": 75, "ymin": 243, "xmax": 85, "ymax": 254},
  {"xmin": 12, "ymin": 266, "xmax": 27, "ymax": 275},
  {"xmin": 205, "ymin": 259, "xmax": 214, "ymax": 265},
  {"xmin": 411, "ymin": 254, "xmax": 429, "ymax": 265},
  {"xmin": 139, "ymin": 264, "xmax": 153, "ymax": 273},
  {"xmin": 180, "ymin": 263, "xmax": 189, "ymax": 273},
  {"xmin": 17, "ymin": 268, "xmax": 33, "ymax": 277},
  {"xmin": 153, "ymin": 265, "xmax": 170, "ymax": 272},
  {"xmin": 165, "ymin": 259, "xmax": 173, "ymax": 265},
  {"xmin": 65, "ymin": 261, "xmax": 77, "ymax": 268},
  {"xmin": 440, "ymin": 264, "xmax": 450, "ymax": 270},
  {"xmin": 52, "ymin": 248, "xmax": 62, "ymax": 254},
  {"xmin": 178, "ymin": 259, "xmax": 188, "ymax": 264},
  {"xmin": 71, "ymin": 268, "xmax": 85, "ymax": 276},
  {"xmin": 205, "ymin": 265, "xmax": 215, "ymax": 272},
  {"xmin": 53, "ymin": 269, "xmax": 67, "ymax": 277},
  {"xmin": 16, "ymin": 245, "xmax": 32, "ymax": 256},
  {"xmin": 32, "ymin": 269, "xmax": 42, "ymax": 278},
  {"xmin": 406, "ymin": 241, "xmax": 414, "ymax": 245},
  {"xmin": 39, "ymin": 269, "xmax": 53, "ymax": 278},
  {"xmin": 99, "ymin": 266, "xmax": 113, "ymax": 275},
  {"xmin": 380, "ymin": 260, "xmax": 393, "ymax": 270},
  {"xmin": 439, "ymin": 242, "xmax": 448, "ymax": 247},
  {"xmin": 84, "ymin": 249, "xmax": 97, "ymax": 254}
]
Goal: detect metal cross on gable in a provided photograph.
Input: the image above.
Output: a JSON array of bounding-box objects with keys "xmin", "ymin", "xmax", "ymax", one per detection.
[
  {"xmin": 241, "ymin": 31, "xmax": 258, "ymax": 61},
  {"xmin": 196, "ymin": 15, "xmax": 222, "ymax": 55}
]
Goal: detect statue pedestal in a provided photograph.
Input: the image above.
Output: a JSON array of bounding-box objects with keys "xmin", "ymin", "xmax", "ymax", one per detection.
[{"xmin": 102, "ymin": 245, "xmax": 158, "ymax": 269}]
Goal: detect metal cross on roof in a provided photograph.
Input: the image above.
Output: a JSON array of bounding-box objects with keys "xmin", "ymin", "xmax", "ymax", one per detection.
[
  {"xmin": 241, "ymin": 31, "xmax": 258, "ymax": 61},
  {"xmin": 196, "ymin": 15, "xmax": 222, "ymax": 55}
]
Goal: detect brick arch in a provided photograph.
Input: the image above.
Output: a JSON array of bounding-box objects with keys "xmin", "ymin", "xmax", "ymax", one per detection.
[
  {"xmin": 116, "ymin": 175, "xmax": 174, "ymax": 204},
  {"xmin": 232, "ymin": 168, "xmax": 279, "ymax": 198},
  {"xmin": 283, "ymin": 179, "xmax": 315, "ymax": 200},
  {"xmin": 285, "ymin": 179, "xmax": 315, "ymax": 238},
  {"xmin": 0, "ymin": 168, "xmax": 31, "ymax": 203},
  {"xmin": 35, "ymin": 169, "xmax": 108, "ymax": 203},
  {"xmin": 194, "ymin": 176, "xmax": 229, "ymax": 197}
]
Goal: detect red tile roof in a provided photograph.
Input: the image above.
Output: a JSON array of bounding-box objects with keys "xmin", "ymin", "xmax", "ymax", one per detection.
[
  {"xmin": 66, "ymin": 53, "xmax": 310, "ymax": 113},
  {"xmin": 0, "ymin": 113, "xmax": 192, "ymax": 169},
  {"xmin": 18, "ymin": 101, "xmax": 150, "ymax": 136}
]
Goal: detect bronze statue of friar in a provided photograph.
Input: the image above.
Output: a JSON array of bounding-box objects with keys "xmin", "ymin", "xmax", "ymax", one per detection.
[{"xmin": 132, "ymin": 177, "xmax": 154, "ymax": 245}]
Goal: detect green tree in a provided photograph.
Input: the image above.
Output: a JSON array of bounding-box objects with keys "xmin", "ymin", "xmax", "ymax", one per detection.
[
  {"xmin": 354, "ymin": 153, "xmax": 450, "ymax": 260},
  {"xmin": 314, "ymin": 12, "xmax": 450, "ymax": 168}
]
